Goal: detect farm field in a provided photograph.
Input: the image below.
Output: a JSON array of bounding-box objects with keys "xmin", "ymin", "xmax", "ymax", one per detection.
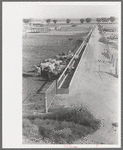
[{"xmin": 22, "ymin": 24, "xmax": 94, "ymax": 102}]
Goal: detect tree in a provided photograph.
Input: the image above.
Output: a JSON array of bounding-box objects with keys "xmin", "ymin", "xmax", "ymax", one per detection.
[
  {"xmin": 109, "ymin": 16, "xmax": 116, "ymax": 22},
  {"xmin": 23, "ymin": 18, "xmax": 30, "ymax": 24},
  {"xmin": 80, "ymin": 18, "xmax": 84, "ymax": 24},
  {"xmin": 106, "ymin": 18, "xmax": 110, "ymax": 22},
  {"xmin": 101, "ymin": 17, "xmax": 108, "ymax": 22},
  {"xmin": 86, "ymin": 18, "xmax": 91, "ymax": 23},
  {"xmin": 66, "ymin": 19, "xmax": 71, "ymax": 24},
  {"xmin": 46, "ymin": 19, "xmax": 51, "ymax": 24},
  {"xmin": 53, "ymin": 19, "xmax": 57, "ymax": 24},
  {"xmin": 96, "ymin": 18, "xmax": 101, "ymax": 22}
]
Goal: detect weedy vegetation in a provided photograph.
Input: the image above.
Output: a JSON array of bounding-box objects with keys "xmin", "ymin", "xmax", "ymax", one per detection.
[{"xmin": 23, "ymin": 107, "xmax": 101, "ymax": 144}]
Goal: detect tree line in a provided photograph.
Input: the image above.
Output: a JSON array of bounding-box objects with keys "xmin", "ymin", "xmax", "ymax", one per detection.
[
  {"xmin": 23, "ymin": 16, "xmax": 116, "ymax": 24},
  {"xmin": 96, "ymin": 16, "xmax": 116, "ymax": 23}
]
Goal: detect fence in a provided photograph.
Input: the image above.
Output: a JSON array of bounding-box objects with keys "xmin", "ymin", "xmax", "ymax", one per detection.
[
  {"xmin": 57, "ymin": 27, "xmax": 94, "ymax": 90},
  {"xmin": 23, "ymin": 26, "xmax": 95, "ymax": 114},
  {"xmin": 44, "ymin": 80, "xmax": 57, "ymax": 113}
]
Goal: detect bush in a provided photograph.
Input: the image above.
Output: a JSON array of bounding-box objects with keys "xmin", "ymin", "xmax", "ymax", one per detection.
[
  {"xmin": 71, "ymin": 24, "xmax": 77, "ymax": 27},
  {"xmin": 23, "ymin": 107, "xmax": 101, "ymax": 144},
  {"xmin": 23, "ymin": 119, "xmax": 40, "ymax": 140}
]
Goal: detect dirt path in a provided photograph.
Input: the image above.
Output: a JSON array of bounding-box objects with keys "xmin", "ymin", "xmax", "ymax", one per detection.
[{"xmin": 50, "ymin": 25, "xmax": 119, "ymax": 145}]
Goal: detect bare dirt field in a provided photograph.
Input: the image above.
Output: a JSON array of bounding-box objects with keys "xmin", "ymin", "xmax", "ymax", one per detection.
[{"xmin": 23, "ymin": 33, "xmax": 86, "ymax": 72}]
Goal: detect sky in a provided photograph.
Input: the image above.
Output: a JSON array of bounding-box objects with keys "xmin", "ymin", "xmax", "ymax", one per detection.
[{"xmin": 3, "ymin": 2, "xmax": 121, "ymax": 19}]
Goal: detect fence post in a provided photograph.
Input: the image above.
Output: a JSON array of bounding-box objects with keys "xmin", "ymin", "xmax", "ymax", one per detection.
[{"xmin": 115, "ymin": 58, "xmax": 118, "ymax": 75}]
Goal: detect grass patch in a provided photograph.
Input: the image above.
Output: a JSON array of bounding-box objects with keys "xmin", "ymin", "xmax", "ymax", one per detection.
[
  {"xmin": 23, "ymin": 107, "xmax": 101, "ymax": 144},
  {"xmin": 99, "ymin": 37, "xmax": 113, "ymax": 45}
]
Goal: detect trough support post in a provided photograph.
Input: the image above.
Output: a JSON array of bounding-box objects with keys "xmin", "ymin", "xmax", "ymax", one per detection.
[
  {"xmin": 56, "ymin": 79, "xmax": 58, "ymax": 94},
  {"xmin": 44, "ymin": 94, "xmax": 48, "ymax": 113}
]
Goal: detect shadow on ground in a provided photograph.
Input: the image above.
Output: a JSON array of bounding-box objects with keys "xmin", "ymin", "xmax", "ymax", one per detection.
[
  {"xmin": 22, "ymin": 73, "xmax": 34, "ymax": 78},
  {"xmin": 99, "ymin": 71, "xmax": 118, "ymax": 78},
  {"xmin": 104, "ymin": 72, "xmax": 118, "ymax": 78}
]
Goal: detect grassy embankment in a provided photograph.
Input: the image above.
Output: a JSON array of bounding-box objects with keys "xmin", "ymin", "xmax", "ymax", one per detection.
[{"xmin": 23, "ymin": 106, "xmax": 101, "ymax": 144}]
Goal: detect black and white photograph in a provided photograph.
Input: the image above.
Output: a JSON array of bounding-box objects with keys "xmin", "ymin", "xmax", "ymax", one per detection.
[{"xmin": 3, "ymin": 2, "xmax": 121, "ymax": 148}]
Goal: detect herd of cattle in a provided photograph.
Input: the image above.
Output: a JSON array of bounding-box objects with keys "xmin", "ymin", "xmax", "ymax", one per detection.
[{"xmin": 32, "ymin": 51, "xmax": 75, "ymax": 81}]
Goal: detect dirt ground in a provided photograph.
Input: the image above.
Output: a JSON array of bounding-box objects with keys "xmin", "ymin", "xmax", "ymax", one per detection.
[{"xmin": 49, "ymin": 24, "xmax": 120, "ymax": 145}]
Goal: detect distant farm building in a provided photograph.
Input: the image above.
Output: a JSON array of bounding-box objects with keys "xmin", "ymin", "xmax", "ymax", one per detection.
[
  {"xmin": 30, "ymin": 27, "xmax": 49, "ymax": 33},
  {"xmin": 48, "ymin": 27, "xmax": 55, "ymax": 31},
  {"xmin": 31, "ymin": 23, "xmax": 44, "ymax": 27},
  {"xmin": 55, "ymin": 26, "xmax": 62, "ymax": 30},
  {"xmin": 29, "ymin": 21, "xmax": 46, "ymax": 27}
]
